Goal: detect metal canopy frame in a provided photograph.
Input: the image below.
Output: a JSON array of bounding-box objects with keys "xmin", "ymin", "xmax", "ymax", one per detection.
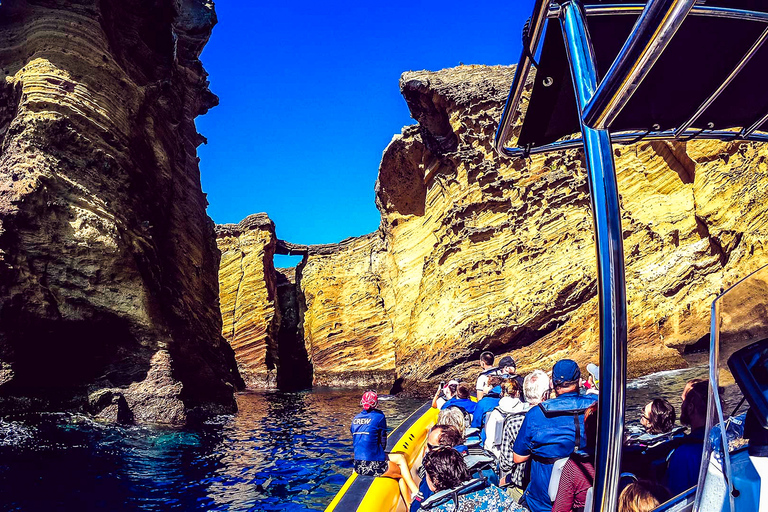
[
  {"xmin": 495, "ymin": 2, "xmax": 768, "ymax": 159},
  {"xmin": 494, "ymin": 2, "xmax": 768, "ymax": 512}
]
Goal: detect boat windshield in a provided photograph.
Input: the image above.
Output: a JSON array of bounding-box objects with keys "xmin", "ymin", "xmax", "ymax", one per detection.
[{"xmin": 694, "ymin": 263, "xmax": 768, "ymax": 511}]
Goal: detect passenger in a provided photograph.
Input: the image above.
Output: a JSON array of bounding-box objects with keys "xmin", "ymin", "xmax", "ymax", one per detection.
[
  {"xmin": 441, "ymin": 382, "xmax": 477, "ymax": 416},
  {"xmin": 421, "ymin": 446, "xmax": 523, "ymax": 511},
  {"xmin": 438, "ymin": 406, "xmax": 467, "ymax": 441},
  {"xmin": 498, "ymin": 355, "xmax": 525, "ymax": 393},
  {"xmin": 664, "ymin": 380, "xmax": 708, "ymax": 496},
  {"xmin": 617, "ymin": 480, "xmax": 671, "ymax": 512},
  {"xmin": 584, "ymin": 363, "xmax": 599, "ymax": 395},
  {"xmin": 512, "ymin": 360, "xmax": 598, "ymax": 512},
  {"xmin": 623, "ymin": 398, "xmax": 682, "ymax": 481},
  {"xmin": 551, "ymin": 403, "xmax": 597, "ymax": 512},
  {"xmin": 410, "ymin": 424, "xmax": 465, "ymax": 512},
  {"xmin": 471, "ymin": 375, "xmax": 503, "ymax": 432},
  {"xmin": 498, "ymin": 369, "xmax": 550, "ymax": 492},
  {"xmin": 524, "ymin": 369, "xmax": 551, "ymax": 407},
  {"xmin": 640, "ymin": 399, "xmax": 676, "ymax": 435},
  {"xmin": 431, "ymin": 380, "xmax": 459, "ymax": 409},
  {"xmin": 350, "ymin": 391, "xmax": 419, "ymax": 500},
  {"xmin": 484, "ymin": 379, "xmax": 527, "ymax": 457},
  {"xmin": 681, "ymin": 377, "xmax": 705, "ymax": 402},
  {"xmin": 476, "ymin": 351, "xmax": 498, "ymax": 400}
]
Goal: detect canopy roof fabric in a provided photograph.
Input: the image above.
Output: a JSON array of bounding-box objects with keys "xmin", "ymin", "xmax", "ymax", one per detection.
[{"xmin": 517, "ymin": 2, "xmax": 768, "ymax": 148}]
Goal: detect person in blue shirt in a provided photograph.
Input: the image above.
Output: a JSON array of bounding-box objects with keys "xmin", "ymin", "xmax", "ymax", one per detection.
[
  {"xmin": 512, "ymin": 359, "xmax": 597, "ymax": 512},
  {"xmin": 350, "ymin": 391, "xmax": 419, "ymax": 500},
  {"xmin": 441, "ymin": 382, "xmax": 477, "ymax": 415},
  {"xmin": 471, "ymin": 375, "xmax": 502, "ymax": 437}
]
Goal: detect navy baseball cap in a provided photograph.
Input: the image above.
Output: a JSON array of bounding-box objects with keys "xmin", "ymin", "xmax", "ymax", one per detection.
[{"xmin": 552, "ymin": 359, "xmax": 580, "ymax": 386}]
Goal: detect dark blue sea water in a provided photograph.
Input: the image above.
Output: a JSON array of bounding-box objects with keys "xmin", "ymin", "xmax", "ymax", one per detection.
[
  {"xmin": 0, "ymin": 366, "xmax": 723, "ymax": 512},
  {"xmin": 0, "ymin": 390, "xmax": 422, "ymax": 512}
]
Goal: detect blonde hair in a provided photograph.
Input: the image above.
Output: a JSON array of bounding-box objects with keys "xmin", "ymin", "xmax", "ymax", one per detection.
[
  {"xmin": 437, "ymin": 407, "xmax": 465, "ymax": 434},
  {"xmin": 618, "ymin": 481, "xmax": 669, "ymax": 512}
]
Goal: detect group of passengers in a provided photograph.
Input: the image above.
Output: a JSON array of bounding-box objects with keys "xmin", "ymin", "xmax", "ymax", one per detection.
[{"xmin": 351, "ymin": 352, "xmax": 711, "ymax": 512}]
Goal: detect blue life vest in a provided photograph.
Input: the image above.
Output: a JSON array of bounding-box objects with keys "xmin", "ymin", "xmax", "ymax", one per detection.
[
  {"xmin": 442, "ymin": 397, "xmax": 478, "ymax": 415},
  {"xmin": 350, "ymin": 409, "xmax": 387, "ymax": 462},
  {"xmin": 513, "ymin": 391, "xmax": 596, "ymax": 512}
]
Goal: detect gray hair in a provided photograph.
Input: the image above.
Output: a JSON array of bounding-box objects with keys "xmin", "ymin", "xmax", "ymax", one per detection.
[
  {"xmin": 524, "ymin": 369, "xmax": 550, "ymax": 405},
  {"xmin": 437, "ymin": 407, "xmax": 465, "ymax": 433}
]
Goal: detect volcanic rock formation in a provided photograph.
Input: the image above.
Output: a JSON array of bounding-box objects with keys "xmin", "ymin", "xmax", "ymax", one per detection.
[
  {"xmin": 0, "ymin": 0, "xmax": 243, "ymax": 423},
  {"xmin": 219, "ymin": 65, "xmax": 768, "ymax": 390}
]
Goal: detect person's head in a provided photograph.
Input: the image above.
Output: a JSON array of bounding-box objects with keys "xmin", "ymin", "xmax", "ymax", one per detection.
[
  {"xmin": 360, "ymin": 391, "xmax": 378, "ymax": 411},
  {"xmin": 618, "ymin": 480, "xmax": 671, "ymax": 512},
  {"xmin": 456, "ymin": 383, "xmax": 471, "ymax": 400},
  {"xmin": 584, "ymin": 403, "xmax": 598, "ymax": 448},
  {"xmin": 681, "ymin": 380, "xmax": 708, "ymax": 430},
  {"xmin": 486, "ymin": 375, "xmax": 503, "ymax": 392},
  {"xmin": 501, "ymin": 379, "xmax": 522, "ymax": 399},
  {"xmin": 498, "ymin": 355, "xmax": 517, "ymax": 374},
  {"xmin": 524, "ymin": 369, "xmax": 550, "ymax": 405},
  {"xmin": 552, "ymin": 359, "xmax": 581, "ymax": 394},
  {"xmin": 587, "ymin": 363, "xmax": 599, "ymax": 389},
  {"xmin": 422, "ymin": 447, "xmax": 470, "ymax": 492},
  {"xmin": 480, "ymin": 351, "xmax": 494, "ymax": 369},
  {"xmin": 641, "ymin": 399, "xmax": 676, "ymax": 434},
  {"xmin": 438, "ymin": 406, "xmax": 466, "ymax": 433},
  {"xmin": 681, "ymin": 378, "xmax": 705, "ymax": 402},
  {"xmin": 427, "ymin": 424, "xmax": 462, "ymax": 451},
  {"xmin": 445, "ymin": 379, "xmax": 459, "ymax": 398}
]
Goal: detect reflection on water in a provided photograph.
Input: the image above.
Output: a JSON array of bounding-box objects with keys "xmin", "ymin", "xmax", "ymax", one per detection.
[
  {"xmin": 0, "ymin": 390, "xmax": 422, "ymax": 511},
  {"xmin": 0, "ymin": 371, "xmax": 742, "ymax": 511}
]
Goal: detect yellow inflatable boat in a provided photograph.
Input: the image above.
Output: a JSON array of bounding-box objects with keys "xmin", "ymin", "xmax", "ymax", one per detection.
[{"xmin": 325, "ymin": 402, "xmax": 438, "ymax": 512}]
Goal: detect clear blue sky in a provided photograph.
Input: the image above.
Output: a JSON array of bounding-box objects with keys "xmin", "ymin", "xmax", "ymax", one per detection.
[{"xmin": 197, "ymin": 1, "xmax": 533, "ymax": 265}]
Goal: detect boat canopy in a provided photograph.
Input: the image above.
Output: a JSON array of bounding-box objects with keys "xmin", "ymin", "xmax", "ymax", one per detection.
[{"xmin": 497, "ymin": 0, "xmax": 768, "ymax": 157}]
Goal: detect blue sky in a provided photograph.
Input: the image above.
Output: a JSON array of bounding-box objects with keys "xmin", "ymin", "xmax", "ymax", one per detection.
[{"xmin": 197, "ymin": 0, "xmax": 533, "ymax": 265}]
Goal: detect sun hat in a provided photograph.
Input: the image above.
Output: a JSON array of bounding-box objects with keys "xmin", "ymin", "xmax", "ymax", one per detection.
[
  {"xmin": 361, "ymin": 391, "xmax": 378, "ymax": 411},
  {"xmin": 552, "ymin": 359, "xmax": 581, "ymax": 386},
  {"xmin": 587, "ymin": 363, "xmax": 599, "ymax": 383}
]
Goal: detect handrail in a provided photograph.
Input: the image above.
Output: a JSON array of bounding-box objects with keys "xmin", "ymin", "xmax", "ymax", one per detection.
[
  {"xmin": 581, "ymin": 0, "xmax": 697, "ymax": 130},
  {"xmin": 548, "ymin": 4, "xmax": 768, "ymax": 23},
  {"xmin": 499, "ymin": 129, "xmax": 768, "ymax": 158}
]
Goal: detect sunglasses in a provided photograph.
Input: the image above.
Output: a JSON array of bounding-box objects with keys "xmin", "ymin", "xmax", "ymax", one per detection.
[{"xmin": 427, "ymin": 443, "xmax": 441, "ymax": 452}]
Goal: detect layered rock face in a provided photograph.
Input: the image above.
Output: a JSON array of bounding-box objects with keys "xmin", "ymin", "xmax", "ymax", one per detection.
[
  {"xmin": 220, "ymin": 65, "xmax": 768, "ymax": 390},
  {"xmin": 0, "ymin": 0, "xmax": 242, "ymax": 423}
]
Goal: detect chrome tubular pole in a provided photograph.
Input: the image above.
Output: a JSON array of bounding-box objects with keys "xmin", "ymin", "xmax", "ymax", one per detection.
[
  {"xmin": 675, "ymin": 26, "xmax": 768, "ymax": 137},
  {"xmin": 582, "ymin": 0, "xmax": 697, "ymax": 130},
  {"xmin": 494, "ymin": 0, "xmax": 551, "ymax": 157},
  {"xmin": 560, "ymin": 2, "xmax": 627, "ymax": 512},
  {"xmin": 741, "ymin": 109, "xmax": 768, "ymax": 138}
]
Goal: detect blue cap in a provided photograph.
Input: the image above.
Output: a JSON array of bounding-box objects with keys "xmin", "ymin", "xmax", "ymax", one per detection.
[{"xmin": 552, "ymin": 359, "xmax": 580, "ymax": 386}]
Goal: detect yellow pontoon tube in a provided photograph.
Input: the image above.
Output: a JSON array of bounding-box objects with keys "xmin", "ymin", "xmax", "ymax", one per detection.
[{"xmin": 325, "ymin": 402, "xmax": 439, "ymax": 512}]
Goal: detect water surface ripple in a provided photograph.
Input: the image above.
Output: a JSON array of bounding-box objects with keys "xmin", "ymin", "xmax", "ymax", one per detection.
[{"xmin": 0, "ymin": 367, "xmax": 720, "ymax": 511}]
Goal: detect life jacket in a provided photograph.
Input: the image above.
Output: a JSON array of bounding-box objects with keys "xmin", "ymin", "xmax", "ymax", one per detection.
[
  {"xmin": 419, "ymin": 477, "xmax": 488, "ymax": 510},
  {"xmin": 536, "ymin": 394, "xmax": 596, "ymax": 501}
]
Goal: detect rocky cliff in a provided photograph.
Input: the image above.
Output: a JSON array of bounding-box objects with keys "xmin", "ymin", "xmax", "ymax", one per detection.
[
  {"xmin": 0, "ymin": 0, "xmax": 243, "ymax": 423},
  {"xmin": 219, "ymin": 65, "xmax": 768, "ymax": 390}
]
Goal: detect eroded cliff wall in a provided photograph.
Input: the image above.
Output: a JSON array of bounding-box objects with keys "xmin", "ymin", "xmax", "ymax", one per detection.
[
  {"xmin": 0, "ymin": 0, "xmax": 242, "ymax": 423},
  {"xmin": 219, "ymin": 65, "xmax": 768, "ymax": 390}
]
